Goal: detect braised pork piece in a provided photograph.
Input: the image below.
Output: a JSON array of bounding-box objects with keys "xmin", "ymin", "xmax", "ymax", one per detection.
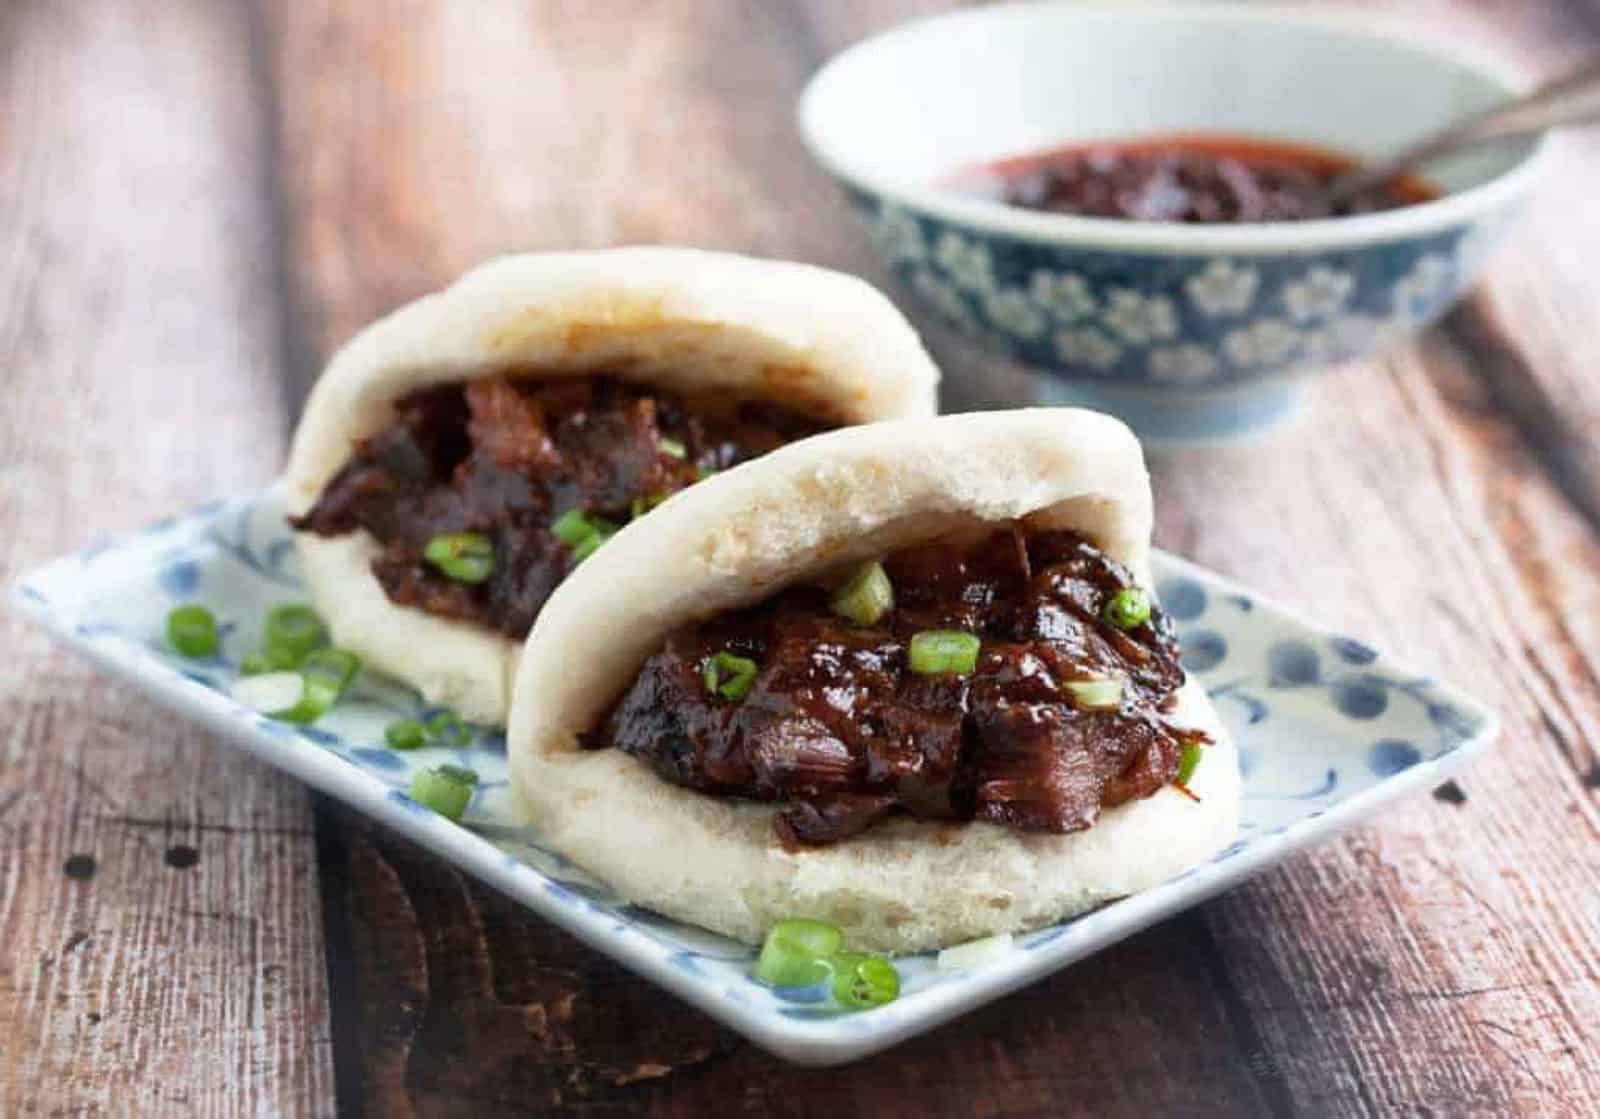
[
  {"xmin": 592, "ymin": 527, "xmax": 1207, "ymax": 847},
  {"xmin": 291, "ymin": 375, "xmax": 824, "ymax": 636}
]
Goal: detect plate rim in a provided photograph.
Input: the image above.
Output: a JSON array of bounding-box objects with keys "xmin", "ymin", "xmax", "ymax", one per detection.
[{"xmin": 8, "ymin": 490, "xmax": 1500, "ymax": 1065}]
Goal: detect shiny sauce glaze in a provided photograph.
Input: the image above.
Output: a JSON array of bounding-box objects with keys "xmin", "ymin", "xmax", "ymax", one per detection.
[
  {"xmin": 951, "ymin": 133, "xmax": 1440, "ymax": 223},
  {"xmin": 292, "ymin": 376, "xmax": 825, "ymax": 636},
  {"xmin": 592, "ymin": 527, "xmax": 1208, "ymax": 847}
]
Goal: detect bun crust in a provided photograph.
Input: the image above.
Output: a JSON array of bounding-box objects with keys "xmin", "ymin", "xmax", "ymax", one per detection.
[
  {"xmin": 283, "ymin": 248, "xmax": 941, "ymax": 722},
  {"xmin": 507, "ymin": 410, "xmax": 1240, "ymax": 952}
]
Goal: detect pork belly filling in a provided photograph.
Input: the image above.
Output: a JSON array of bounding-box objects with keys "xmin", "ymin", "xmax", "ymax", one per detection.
[
  {"xmin": 293, "ymin": 374, "xmax": 824, "ymax": 637},
  {"xmin": 591, "ymin": 526, "xmax": 1208, "ymax": 847}
]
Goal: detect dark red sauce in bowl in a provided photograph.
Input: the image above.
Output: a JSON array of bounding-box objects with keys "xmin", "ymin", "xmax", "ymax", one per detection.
[{"xmin": 951, "ymin": 134, "xmax": 1440, "ymax": 224}]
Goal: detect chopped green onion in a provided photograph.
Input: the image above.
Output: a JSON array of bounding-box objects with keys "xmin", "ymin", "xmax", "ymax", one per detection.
[
  {"xmin": 274, "ymin": 647, "xmax": 361, "ymax": 724},
  {"xmin": 551, "ymin": 509, "xmax": 593, "ymax": 547},
  {"xmin": 423, "ymin": 532, "xmax": 495, "ymax": 584},
  {"xmin": 629, "ymin": 493, "xmax": 669, "ymax": 520},
  {"xmin": 908, "ymin": 630, "xmax": 981, "ymax": 676},
  {"xmin": 1065, "ymin": 677, "xmax": 1123, "ymax": 711},
  {"xmin": 409, "ymin": 766, "xmax": 475, "ymax": 821},
  {"xmin": 263, "ymin": 603, "xmax": 327, "ymax": 665},
  {"xmin": 658, "ymin": 436, "xmax": 687, "ymax": 459},
  {"xmin": 695, "ymin": 464, "xmax": 718, "ymax": 482},
  {"xmin": 830, "ymin": 952, "xmax": 900, "ymax": 1009},
  {"xmin": 572, "ymin": 528, "xmax": 612, "ymax": 562},
  {"xmin": 1102, "ymin": 587, "xmax": 1152, "ymax": 630},
  {"xmin": 437, "ymin": 763, "xmax": 479, "ymax": 786},
  {"xmin": 307, "ymin": 647, "xmax": 361, "ymax": 687},
  {"xmin": 830, "ymin": 561, "xmax": 894, "ymax": 627},
  {"xmin": 552, "ymin": 510, "xmax": 617, "ymax": 560},
  {"xmin": 264, "ymin": 644, "xmax": 303, "ymax": 671},
  {"xmin": 238, "ymin": 652, "xmax": 273, "ymax": 676},
  {"xmin": 703, "ymin": 651, "xmax": 759, "ymax": 701},
  {"xmin": 426, "ymin": 709, "xmax": 471, "ymax": 746},
  {"xmin": 230, "ymin": 670, "xmax": 304, "ymax": 714},
  {"xmin": 273, "ymin": 647, "xmax": 361, "ymax": 723},
  {"xmin": 167, "ymin": 605, "xmax": 218, "ymax": 658},
  {"xmin": 936, "ymin": 932, "xmax": 1015, "ymax": 971},
  {"xmin": 384, "ymin": 719, "xmax": 426, "ymax": 751},
  {"xmin": 1177, "ymin": 740, "xmax": 1203, "ymax": 786},
  {"xmin": 754, "ymin": 919, "xmax": 843, "ymax": 987}
]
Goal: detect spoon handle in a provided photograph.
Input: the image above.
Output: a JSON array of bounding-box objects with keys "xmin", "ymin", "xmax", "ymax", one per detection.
[{"xmin": 1326, "ymin": 56, "xmax": 1600, "ymax": 205}]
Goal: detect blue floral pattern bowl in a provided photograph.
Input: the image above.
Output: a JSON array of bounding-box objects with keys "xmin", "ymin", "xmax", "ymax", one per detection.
[
  {"xmin": 800, "ymin": 4, "xmax": 1545, "ymax": 441},
  {"xmin": 11, "ymin": 488, "xmax": 1498, "ymax": 1065}
]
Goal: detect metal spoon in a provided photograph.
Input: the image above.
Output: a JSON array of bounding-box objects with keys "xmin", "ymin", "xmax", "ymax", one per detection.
[{"xmin": 1324, "ymin": 56, "xmax": 1600, "ymax": 207}]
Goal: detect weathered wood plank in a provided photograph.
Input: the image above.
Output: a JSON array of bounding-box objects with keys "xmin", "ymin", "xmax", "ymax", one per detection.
[
  {"xmin": 1445, "ymin": 0, "xmax": 1600, "ymax": 528},
  {"xmin": 319, "ymin": 799, "xmax": 1281, "ymax": 1117},
  {"xmin": 265, "ymin": 0, "xmax": 1024, "ymax": 412},
  {"xmin": 1150, "ymin": 344, "xmax": 1600, "ymax": 1114},
  {"xmin": 269, "ymin": 0, "xmax": 1600, "ymax": 1114},
  {"xmin": 1143, "ymin": 3, "xmax": 1600, "ymax": 1112},
  {"xmin": 0, "ymin": 1, "xmax": 332, "ymax": 1114}
]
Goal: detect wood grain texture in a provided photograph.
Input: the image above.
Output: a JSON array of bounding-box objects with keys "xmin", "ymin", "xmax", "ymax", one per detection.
[
  {"xmin": 1378, "ymin": 0, "xmax": 1600, "ymax": 528},
  {"xmin": 0, "ymin": 1, "xmax": 332, "ymax": 1115},
  {"xmin": 318, "ymin": 799, "xmax": 1284, "ymax": 1118},
  {"xmin": 11, "ymin": 0, "xmax": 1600, "ymax": 1114}
]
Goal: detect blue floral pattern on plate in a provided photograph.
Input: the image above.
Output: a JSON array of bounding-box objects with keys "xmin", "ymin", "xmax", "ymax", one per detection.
[{"xmin": 10, "ymin": 487, "xmax": 1498, "ymax": 1065}]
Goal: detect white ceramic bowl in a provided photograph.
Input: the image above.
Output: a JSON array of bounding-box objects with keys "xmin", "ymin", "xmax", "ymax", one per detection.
[{"xmin": 798, "ymin": 2, "xmax": 1546, "ymax": 440}]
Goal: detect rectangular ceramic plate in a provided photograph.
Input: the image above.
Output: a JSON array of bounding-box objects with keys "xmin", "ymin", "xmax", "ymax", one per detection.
[{"xmin": 11, "ymin": 488, "xmax": 1497, "ymax": 1065}]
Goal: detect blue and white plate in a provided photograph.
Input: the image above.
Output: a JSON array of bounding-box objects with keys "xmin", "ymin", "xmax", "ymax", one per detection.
[{"xmin": 11, "ymin": 489, "xmax": 1496, "ymax": 1065}]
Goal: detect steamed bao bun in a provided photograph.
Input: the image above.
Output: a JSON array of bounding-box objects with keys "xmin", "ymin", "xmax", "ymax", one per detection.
[
  {"xmin": 507, "ymin": 409, "xmax": 1240, "ymax": 954},
  {"xmin": 282, "ymin": 248, "xmax": 942, "ymax": 724}
]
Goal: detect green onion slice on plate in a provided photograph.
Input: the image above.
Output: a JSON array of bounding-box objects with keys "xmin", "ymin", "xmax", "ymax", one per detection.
[
  {"xmin": 166, "ymin": 604, "xmax": 218, "ymax": 658},
  {"xmin": 754, "ymin": 919, "xmax": 843, "ymax": 987},
  {"xmin": 385, "ymin": 719, "xmax": 427, "ymax": 751},
  {"xmin": 426, "ymin": 709, "xmax": 471, "ymax": 746},
  {"xmin": 409, "ymin": 766, "xmax": 476, "ymax": 821},
  {"xmin": 274, "ymin": 647, "xmax": 361, "ymax": 724},
  {"xmin": 263, "ymin": 603, "xmax": 327, "ymax": 665},
  {"xmin": 238, "ymin": 651, "xmax": 273, "ymax": 677},
  {"xmin": 229, "ymin": 670, "xmax": 304, "ymax": 714},
  {"xmin": 437, "ymin": 763, "xmax": 479, "ymax": 786},
  {"xmin": 830, "ymin": 952, "xmax": 900, "ymax": 1009}
]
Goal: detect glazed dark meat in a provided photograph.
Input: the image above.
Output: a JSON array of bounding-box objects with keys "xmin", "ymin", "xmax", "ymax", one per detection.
[
  {"xmin": 991, "ymin": 147, "xmax": 1429, "ymax": 223},
  {"xmin": 291, "ymin": 376, "xmax": 823, "ymax": 636},
  {"xmin": 594, "ymin": 528, "xmax": 1206, "ymax": 846}
]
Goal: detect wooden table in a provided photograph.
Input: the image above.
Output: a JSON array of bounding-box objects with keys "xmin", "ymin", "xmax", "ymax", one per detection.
[{"xmin": 4, "ymin": 1, "xmax": 1598, "ymax": 1114}]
